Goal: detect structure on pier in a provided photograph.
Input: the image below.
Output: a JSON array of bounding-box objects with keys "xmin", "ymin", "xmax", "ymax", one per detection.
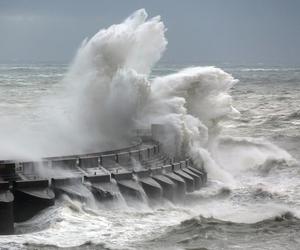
[{"xmin": 0, "ymin": 125, "xmax": 207, "ymax": 235}]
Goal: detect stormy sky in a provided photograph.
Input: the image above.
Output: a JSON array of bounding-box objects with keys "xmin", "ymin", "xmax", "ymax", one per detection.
[{"xmin": 0, "ymin": 0, "xmax": 299, "ymax": 65}]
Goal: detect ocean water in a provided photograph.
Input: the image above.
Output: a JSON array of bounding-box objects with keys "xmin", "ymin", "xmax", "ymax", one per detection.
[
  {"xmin": 0, "ymin": 64, "xmax": 299, "ymax": 250},
  {"xmin": 0, "ymin": 9, "xmax": 300, "ymax": 250}
]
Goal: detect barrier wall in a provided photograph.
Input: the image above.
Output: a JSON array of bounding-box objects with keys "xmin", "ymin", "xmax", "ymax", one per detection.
[{"xmin": 0, "ymin": 133, "xmax": 207, "ymax": 235}]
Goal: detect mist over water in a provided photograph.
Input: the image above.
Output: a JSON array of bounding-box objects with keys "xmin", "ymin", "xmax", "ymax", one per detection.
[{"xmin": 0, "ymin": 9, "xmax": 300, "ymax": 250}]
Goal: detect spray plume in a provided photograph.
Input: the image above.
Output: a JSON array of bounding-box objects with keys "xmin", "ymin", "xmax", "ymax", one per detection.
[{"xmin": 1, "ymin": 9, "xmax": 292, "ymax": 184}]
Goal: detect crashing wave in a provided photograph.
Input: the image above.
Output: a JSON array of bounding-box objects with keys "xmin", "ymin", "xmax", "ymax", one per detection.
[{"xmin": 0, "ymin": 9, "xmax": 295, "ymax": 187}]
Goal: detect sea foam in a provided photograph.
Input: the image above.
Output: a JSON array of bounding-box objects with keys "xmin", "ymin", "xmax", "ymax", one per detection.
[{"xmin": 0, "ymin": 9, "xmax": 294, "ymax": 186}]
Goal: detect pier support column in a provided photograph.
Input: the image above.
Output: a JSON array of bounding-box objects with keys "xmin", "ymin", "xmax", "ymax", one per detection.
[
  {"xmin": 0, "ymin": 182, "xmax": 14, "ymax": 235},
  {"xmin": 13, "ymin": 180, "xmax": 55, "ymax": 222}
]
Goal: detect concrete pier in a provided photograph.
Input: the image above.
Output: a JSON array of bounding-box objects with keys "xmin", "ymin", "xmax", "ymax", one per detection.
[
  {"xmin": 172, "ymin": 163, "xmax": 195, "ymax": 193},
  {"xmin": 151, "ymin": 167, "xmax": 176, "ymax": 201},
  {"xmin": 13, "ymin": 179, "xmax": 55, "ymax": 222},
  {"xmin": 187, "ymin": 165, "xmax": 206, "ymax": 185},
  {"xmin": 101, "ymin": 154, "xmax": 117, "ymax": 168},
  {"xmin": 79, "ymin": 156, "xmax": 99, "ymax": 168},
  {"xmin": 84, "ymin": 174, "xmax": 117, "ymax": 200},
  {"xmin": 0, "ymin": 181, "xmax": 14, "ymax": 235},
  {"xmin": 180, "ymin": 161, "xmax": 202, "ymax": 190},
  {"xmin": 0, "ymin": 162, "xmax": 16, "ymax": 181},
  {"xmin": 134, "ymin": 169, "xmax": 162, "ymax": 200},
  {"xmin": 51, "ymin": 177, "xmax": 90, "ymax": 202},
  {"xmin": 111, "ymin": 171, "xmax": 144, "ymax": 200},
  {"xmin": 52, "ymin": 158, "xmax": 77, "ymax": 168},
  {"xmin": 182, "ymin": 168, "xmax": 201, "ymax": 190},
  {"xmin": 0, "ymin": 134, "xmax": 208, "ymax": 235},
  {"xmin": 163, "ymin": 165, "xmax": 186, "ymax": 200},
  {"xmin": 116, "ymin": 152, "xmax": 131, "ymax": 166},
  {"xmin": 139, "ymin": 148, "xmax": 148, "ymax": 161}
]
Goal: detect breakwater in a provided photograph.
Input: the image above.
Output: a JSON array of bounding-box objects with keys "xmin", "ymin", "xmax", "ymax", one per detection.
[{"xmin": 0, "ymin": 128, "xmax": 207, "ymax": 235}]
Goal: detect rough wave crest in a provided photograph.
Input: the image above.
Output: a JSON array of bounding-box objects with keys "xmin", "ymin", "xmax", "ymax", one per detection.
[{"xmin": 0, "ymin": 9, "xmax": 295, "ymax": 186}]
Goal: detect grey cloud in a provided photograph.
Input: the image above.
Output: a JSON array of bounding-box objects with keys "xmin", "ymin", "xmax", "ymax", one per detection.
[{"xmin": 0, "ymin": 0, "xmax": 299, "ymax": 65}]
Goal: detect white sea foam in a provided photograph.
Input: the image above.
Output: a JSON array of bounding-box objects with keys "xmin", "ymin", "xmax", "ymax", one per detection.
[
  {"xmin": 0, "ymin": 9, "xmax": 295, "ymax": 187},
  {"xmin": 1, "ymin": 9, "xmax": 300, "ymax": 250},
  {"xmin": 57, "ymin": 9, "xmax": 242, "ymax": 184}
]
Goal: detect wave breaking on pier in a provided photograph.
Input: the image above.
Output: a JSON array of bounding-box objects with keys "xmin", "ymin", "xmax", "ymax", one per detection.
[{"xmin": 0, "ymin": 9, "xmax": 294, "ymax": 186}]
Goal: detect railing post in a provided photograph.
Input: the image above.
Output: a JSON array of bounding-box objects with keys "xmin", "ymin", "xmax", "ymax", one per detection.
[{"xmin": 147, "ymin": 148, "xmax": 150, "ymax": 159}]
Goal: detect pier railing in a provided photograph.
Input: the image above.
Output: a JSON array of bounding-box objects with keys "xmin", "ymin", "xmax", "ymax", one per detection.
[{"xmin": 0, "ymin": 139, "xmax": 163, "ymax": 181}]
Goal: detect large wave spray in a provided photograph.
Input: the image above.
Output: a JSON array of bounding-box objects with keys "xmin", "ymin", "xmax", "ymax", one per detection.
[
  {"xmin": 60, "ymin": 9, "xmax": 241, "ymax": 183},
  {"xmin": 0, "ymin": 9, "xmax": 294, "ymax": 185}
]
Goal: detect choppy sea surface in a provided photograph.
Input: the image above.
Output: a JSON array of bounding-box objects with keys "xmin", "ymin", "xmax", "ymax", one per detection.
[{"xmin": 0, "ymin": 64, "xmax": 300, "ymax": 250}]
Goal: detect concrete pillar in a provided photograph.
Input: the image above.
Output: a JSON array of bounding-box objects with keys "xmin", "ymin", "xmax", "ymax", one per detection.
[
  {"xmin": 0, "ymin": 181, "xmax": 14, "ymax": 235},
  {"xmin": 173, "ymin": 163, "xmax": 195, "ymax": 193},
  {"xmin": 13, "ymin": 179, "xmax": 55, "ymax": 223},
  {"xmin": 79, "ymin": 156, "xmax": 99, "ymax": 168},
  {"xmin": 151, "ymin": 167, "xmax": 176, "ymax": 201},
  {"xmin": 111, "ymin": 171, "xmax": 144, "ymax": 200},
  {"xmin": 134, "ymin": 169, "xmax": 162, "ymax": 200},
  {"xmin": 51, "ymin": 177, "xmax": 90, "ymax": 202},
  {"xmin": 101, "ymin": 154, "xmax": 117, "ymax": 168},
  {"xmin": 181, "ymin": 164, "xmax": 202, "ymax": 190},
  {"xmin": 117, "ymin": 152, "xmax": 131, "ymax": 166},
  {"xmin": 84, "ymin": 174, "xmax": 117, "ymax": 201},
  {"xmin": 162, "ymin": 165, "xmax": 186, "ymax": 200}
]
